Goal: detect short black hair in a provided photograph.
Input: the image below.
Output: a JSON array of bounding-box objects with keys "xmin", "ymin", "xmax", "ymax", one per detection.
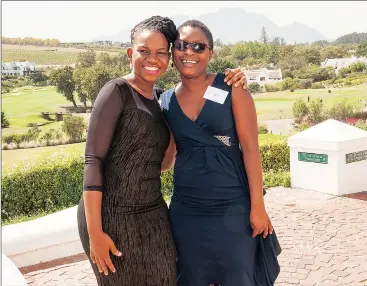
[
  {"xmin": 178, "ymin": 20, "xmax": 213, "ymax": 49},
  {"xmin": 130, "ymin": 16, "xmax": 178, "ymax": 48}
]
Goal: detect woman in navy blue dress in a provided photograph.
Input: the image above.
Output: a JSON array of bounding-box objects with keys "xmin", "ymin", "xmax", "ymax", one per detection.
[{"xmin": 161, "ymin": 20, "xmax": 281, "ymax": 286}]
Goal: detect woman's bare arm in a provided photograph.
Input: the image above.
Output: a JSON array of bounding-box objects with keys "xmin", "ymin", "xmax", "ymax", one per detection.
[
  {"xmin": 231, "ymin": 85, "xmax": 272, "ymax": 238},
  {"xmin": 161, "ymin": 132, "xmax": 176, "ymax": 172}
]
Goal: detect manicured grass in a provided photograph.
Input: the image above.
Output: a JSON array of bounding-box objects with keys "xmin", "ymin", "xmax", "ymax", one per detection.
[
  {"xmin": 2, "ymin": 142, "xmax": 86, "ymax": 168},
  {"xmin": 2, "ymin": 44, "xmax": 120, "ymax": 65},
  {"xmin": 1, "ymin": 85, "xmax": 88, "ymax": 139},
  {"xmin": 254, "ymin": 85, "xmax": 367, "ymax": 121},
  {"xmin": 2, "ymin": 86, "xmax": 71, "ymax": 128}
]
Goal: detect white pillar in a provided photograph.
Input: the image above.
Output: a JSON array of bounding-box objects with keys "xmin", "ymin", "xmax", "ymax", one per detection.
[{"xmin": 288, "ymin": 119, "xmax": 367, "ymax": 196}]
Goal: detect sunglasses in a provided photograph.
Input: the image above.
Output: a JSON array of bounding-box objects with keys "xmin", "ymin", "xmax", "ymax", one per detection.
[{"xmin": 173, "ymin": 40, "xmax": 211, "ymax": 54}]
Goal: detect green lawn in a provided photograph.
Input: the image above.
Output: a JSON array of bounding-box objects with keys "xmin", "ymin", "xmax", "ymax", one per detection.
[
  {"xmin": 2, "ymin": 83, "xmax": 366, "ymax": 142},
  {"xmin": 254, "ymin": 85, "xmax": 367, "ymax": 121},
  {"xmin": 2, "ymin": 85, "xmax": 83, "ymax": 136}
]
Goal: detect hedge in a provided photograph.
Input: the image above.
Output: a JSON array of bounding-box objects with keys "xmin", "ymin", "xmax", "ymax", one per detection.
[{"xmin": 2, "ymin": 140, "xmax": 290, "ymax": 223}]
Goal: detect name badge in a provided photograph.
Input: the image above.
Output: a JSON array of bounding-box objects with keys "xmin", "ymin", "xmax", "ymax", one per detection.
[{"xmin": 203, "ymin": 86, "xmax": 229, "ymax": 104}]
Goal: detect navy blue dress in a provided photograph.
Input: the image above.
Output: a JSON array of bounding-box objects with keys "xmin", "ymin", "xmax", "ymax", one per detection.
[{"xmin": 161, "ymin": 73, "xmax": 281, "ymax": 286}]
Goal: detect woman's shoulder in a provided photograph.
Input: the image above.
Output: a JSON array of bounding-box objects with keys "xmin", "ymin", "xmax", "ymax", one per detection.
[{"xmin": 212, "ymin": 72, "xmax": 231, "ymax": 92}]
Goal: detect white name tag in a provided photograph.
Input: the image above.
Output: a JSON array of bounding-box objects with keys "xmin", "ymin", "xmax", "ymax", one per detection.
[{"xmin": 203, "ymin": 86, "xmax": 229, "ymax": 104}]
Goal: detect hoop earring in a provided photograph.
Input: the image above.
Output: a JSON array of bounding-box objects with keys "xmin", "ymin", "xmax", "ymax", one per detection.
[{"xmin": 171, "ymin": 62, "xmax": 174, "ymax": 68}]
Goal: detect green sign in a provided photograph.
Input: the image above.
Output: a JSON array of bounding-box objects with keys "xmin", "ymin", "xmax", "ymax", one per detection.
[
  {"xmin": 298, "ymin": 152, "xmax": 328, "ymax": 164},
  {"xmin": 346, "ymin": 150, "xmax": 367, "ymax": 164}
]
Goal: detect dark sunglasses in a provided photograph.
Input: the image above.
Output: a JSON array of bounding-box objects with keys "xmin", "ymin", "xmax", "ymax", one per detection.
[{"xmin": 173, "ymin": 40, "xmax": 211, "ymax": 54}]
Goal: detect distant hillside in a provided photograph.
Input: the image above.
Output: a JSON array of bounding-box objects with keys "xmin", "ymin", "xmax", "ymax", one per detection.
[
  {"xmin": 334, "ymin": 32, "xmax": 367, "ymax": 44},
  {"xmin": 94, "ymin": 8, "xmax": 329, "ymax": 44}
]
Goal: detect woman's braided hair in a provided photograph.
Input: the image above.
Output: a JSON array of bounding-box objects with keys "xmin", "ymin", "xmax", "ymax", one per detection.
[{"xmin": 130, "ymin": 16, "xmax": 178, "ymax": 48}]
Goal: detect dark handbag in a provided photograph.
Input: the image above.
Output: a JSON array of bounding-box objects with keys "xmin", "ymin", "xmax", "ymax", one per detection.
[{"xmin": 255, "ymin": 230, "xmax": 282, "ymax": 286}]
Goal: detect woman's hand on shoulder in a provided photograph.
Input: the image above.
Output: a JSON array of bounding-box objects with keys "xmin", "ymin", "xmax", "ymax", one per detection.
[{"xmin": 224, "ymin": 67, "xmax": 248, "ymax": 89}]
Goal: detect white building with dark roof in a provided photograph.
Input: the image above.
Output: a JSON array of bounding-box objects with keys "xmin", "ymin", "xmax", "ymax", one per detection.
[
  {"xmin": 321, "ymin": 56, "xmax": 367, "ymax": 74},
  {"xmin": 241, "ymin": 68, "xmax": 282, "ymax": 86},
  {"xmin": 1, "ymin": 61, "xmax": 36, "ymax": 76}
]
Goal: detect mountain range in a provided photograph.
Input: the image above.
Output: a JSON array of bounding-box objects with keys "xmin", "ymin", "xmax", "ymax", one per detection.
[{"xmin": 93, "ymin": 8, "xmax": 330, "ymax": 44}]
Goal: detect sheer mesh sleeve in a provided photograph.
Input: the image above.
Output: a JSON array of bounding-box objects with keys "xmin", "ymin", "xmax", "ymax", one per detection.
[{"xmin": 83, "ymin": 81, "xmax": 124, "ymax": 192}]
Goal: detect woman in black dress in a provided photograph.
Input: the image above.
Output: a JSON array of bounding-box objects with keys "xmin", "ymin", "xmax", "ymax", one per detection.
[{"xmin": 77, "ymin": 16, "xmax": 246, "ymax": 286}]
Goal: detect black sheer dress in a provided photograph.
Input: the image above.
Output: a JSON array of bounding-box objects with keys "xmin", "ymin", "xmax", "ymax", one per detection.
[{"xmin": 77, "ymin": 78, "xmax": 176, "ymax": 286}]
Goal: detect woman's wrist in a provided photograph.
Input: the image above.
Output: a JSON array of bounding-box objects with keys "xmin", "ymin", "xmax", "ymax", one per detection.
[{"xmin": 88, "ymin": 227, "xmax": 104, "ymax": 238}]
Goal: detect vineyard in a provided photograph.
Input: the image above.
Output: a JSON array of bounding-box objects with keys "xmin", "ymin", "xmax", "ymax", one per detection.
[{"xmin": 2, "ymin": 44, "xmax": 121, "ymax": 65}]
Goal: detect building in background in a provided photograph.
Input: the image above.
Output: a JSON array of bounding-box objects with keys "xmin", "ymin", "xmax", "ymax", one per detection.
[
  {"xmin": 1, "ymin": 61, "xmax": 36, "ymax": 76},
  {"xmin": 242, "ymin": 68, "xmax": 283, "ymax": 86},
  {"xmin": 321, "ymin": 56, "xmax": 367, "ymax": 74}
]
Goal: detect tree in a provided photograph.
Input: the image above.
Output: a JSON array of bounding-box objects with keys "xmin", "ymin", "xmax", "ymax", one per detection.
[
  {"xmin": 29, "ymin": 70, "xmax": 48, "ymax": 86},
  {"xmin": 77, "ymin": 50, "xmax": 96, "ymax": 68},
  {"xmin": 292, "ymin": 98, "xmax": 309, "ymax": 124},
  {"xmin": 73, "ymin": 67, "xmax": 89, "ymax": 108},
  {"xmin": 214, "ymin": 38, "xmax": 223, "ymax": 47},
  {"xmin": 49, "ymin": 66, "xmax": 77, "ymax": 107},
  {"xmin": 98, "ymin": 52, "xmax": 114, "ymax": 66},
  {"xmin": 304, "ymin": 47, "xmax": 321, "ymax": 65},
  {"xmin": 208, "ymin": 58, "xmax": 236, "ymax": 73},
  {"xmin": 248, "ymin": 82, "xmax": 261, "ymax": 94},
  {"xmin": 1, "ymin": 111, "xmax": 10, "ymax": 128},
  {"xmin": 267, "ymin": 45, "xmax": 280, "ymax": 64},
  {"xmin": 231, "ymin": 42, "xmax": 249, "ymax": 62},
  {"xmin": 260, "ymin": 27, "xmax": 269, "ymax": 44},
  {"xmin": 83, "ymin": 63, "xmax": 113, "ymax": 105},
  {"xmin": 334, "ymin": 32, "xmax": 367, "ymax": 44},
  {"xmin": 356, "ymin": 43, "xmax": 367, "ymax": 57},
  {"xmin": 216, "ymin": 45, "xmax": 232, "ymax": 58},
  {"xmin": 62, "ymin": 116, "xmax": 87, "ymax": 143},
  {"xmin": 321, "ymin": 45, "xmax": 347, "ymax": 61},
  {"xmin": 349, "ymin": 61, "xmax": 366, "ymax": 73},
  {"xmin": 155, "ymin": 65, "xmax": 180, "ymax": 90}
]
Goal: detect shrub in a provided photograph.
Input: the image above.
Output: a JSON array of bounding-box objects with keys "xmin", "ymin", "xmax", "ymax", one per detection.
[
  {"xmin": 2, "ymin": 133, "xmax": 33, "ymax": 148},
  {"xmin": 311, "ymin": 82, "xmax": 325, "ymax": 89},
  {"xmin": 62, "ymin": 116, "xmax": 86, "ymax": 142},
  {"xmin": 2, "ymin": 152, "xmax": 84, "ymax": 222},
  {"xmin": 264, "ymin": 84, "xmax": 280, "ymax": 92},
  {"xmin": 299, "ymin": 79, "xmax": 313, "ymax": 89},
  {"xmin": 308, "ymin": 99, "xmax": 325, "ymax": 124},
  {"xmin": 260, "ymin": 141, "xmax": 290, "ymax": 172},
  {"xmin": 248, "ymin": 82, "xmax": 262, "ymax": 94},
  {"xmin": 1, "ymin": 111, "xmax": 10, "ymax": 128},
  {"xmin": 353, "ymin": 111, "xmax": 367, "ymax": 120},
  {"xmin": 327, "ymin": 99, "xmax": 355, "ymax": 121},
  {"xmin": 279, "ymin": 77, "xmax": 300, "ymax": 91},
  {"xmin": 258, "ymin": 124, "xmax": 269, "ymax": 134},
  {"xmin": 41, "ymin": 128, "xmax": 63, "ymax": 145},
  {"xmin": 292, "ymin": 98, "xmax": 309, "ymax": 124},
  {"xmin": 27, "ymin": 126, "xmax": 42, "ymax": 141},
  {"xmin": 2, "ymin": 137, "xmax": 291, "ymax": 223},
  {"xmin": 263, "ymin": 171, "xmax": 291, "ymax": 189},
  {"xmin": 354, "ymin": 120, "xmax": 367, "ymax": 131},
  {"xmin": 293, "ymin": 122, "xmax": 313, "ymax": 132}
]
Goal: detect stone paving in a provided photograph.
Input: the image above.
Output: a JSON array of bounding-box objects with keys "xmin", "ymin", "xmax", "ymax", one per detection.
[{"xmin": 23, "ymin": 187, "xmax": 367, "ymax": 286}]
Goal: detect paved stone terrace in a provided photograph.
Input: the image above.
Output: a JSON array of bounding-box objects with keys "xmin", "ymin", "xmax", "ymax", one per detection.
[{"xmin": 22, "ymin": 187, "xmax": 367, "ymax": 286}]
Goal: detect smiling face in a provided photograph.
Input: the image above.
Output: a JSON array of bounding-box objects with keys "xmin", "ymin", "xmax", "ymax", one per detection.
[
  {"xmin": 173, "ymin": 26, "xmax": 213, "ymax": 79},
  {"xmin": 127, "ymin": 30, "xmax": 170, "ymax": 83}
]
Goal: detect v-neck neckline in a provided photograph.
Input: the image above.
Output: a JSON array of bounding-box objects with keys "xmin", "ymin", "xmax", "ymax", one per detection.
[{"xmin": 173, "ymin": 74, "xmax": 218, "ymax": 123}]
